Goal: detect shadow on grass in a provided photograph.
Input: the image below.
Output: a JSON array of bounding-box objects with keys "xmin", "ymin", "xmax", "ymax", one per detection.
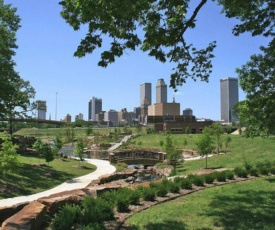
[
  {"xmin": 123, "ymin": 220, "xmax": 187, "ymax": 230},
  {"xmin": 208, "ymin": 188, "xmax": 275, "ymax": 229},
  {"xmin": 0, "ymin": 162, "xmax": 75, "ymax": 199}
]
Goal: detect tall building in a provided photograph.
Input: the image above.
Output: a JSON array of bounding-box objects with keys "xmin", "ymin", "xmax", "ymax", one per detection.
[
  {"xmin": 88, "ymin": 97, "xmax": 102, "ymax": 121},
  {"xmin": 63, "ymin": 114, "xmax": 71, "ymax": 123},
  {"xmin": 156, "ymin": 78, "xmax": 167, "ymax": 103},
  {"xmin": 220, "ymin": 77, "xmax": 239, "ymax": 123},
  {"xmin": 75, "ymin": 113, "xmax": 84, "ymax": 121},
  {"xmin": 140, "ymin": 83, "xmax": 152, "ymax": 107},
  {"xmin": 36, "ymin": 100, "xmax": 47, "ymax": 120},
  {"xmin": 183, "ymin": 108, "xmax": 193, "ymax": 116},
  {"xmin": 104, "ymin": 109, "xmax": 118, "ymax": 126}
]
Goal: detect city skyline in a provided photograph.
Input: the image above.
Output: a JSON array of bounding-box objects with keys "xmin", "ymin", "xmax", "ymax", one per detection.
[{"xmin": 6, "ymin": 1, "xmax": 269, "ymax": 121}]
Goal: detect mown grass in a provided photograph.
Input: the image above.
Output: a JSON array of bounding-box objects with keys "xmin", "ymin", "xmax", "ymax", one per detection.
[
  {"xmin": 133, "ymin": 134, "xmax": 275, "ymax": 175},
  {"xmin": 0, "ymin": 155, "xmax": 96, "ymax": 199},
  {"xmin": 125, "ymin": 177, "xmax": 275, "ymax": 229}
]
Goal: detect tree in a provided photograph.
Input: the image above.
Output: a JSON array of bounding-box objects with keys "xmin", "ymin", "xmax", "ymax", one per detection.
[
  {"xmin": 219, "ymin": 0, "xmax": 275, "ymax": 134},
  {"xmin": 33, "ymin": 139, "xmax": 55, "ymax": 164},
  {"xmin": 59, "ymin": 0, "xmax": 216, "ymax": 90},
  {"xmin": 165, "ymin": 134, "xmax": 183, "ymax": 171},
  {"xmin": 74, "ymin": 137, "xmax": 85, "ymax": 163},
  {"xmin": 32, "ymin": 138, "xmax": 43, "ymax": 155},
  {"xmin": 64, "ymin": 124, "xmax": 75, "ymax": 143},
  {"xmin": 3, "ymin": 78, "xmax": 35, "ymax": 134},
  {"xmin": 53, "ymin": 134, "xmax": 63, "ymax": 156},
  {"xmin": 205, "ymin": 123, "xmax": 224, "ymax": 154},
  {"xmin": 0, "ymin": 134, "xmax": 19, "ymax": 175},
  {"xmin": 0, "ymin": 1, "xmax": 36, "ymax": 134},
  {"xmin": 185, "ymin": 127, "xmax": 190, "ymax": 135},
  {"xmin": 41, "ymin": 143, "xmax": 55, "ymax": 164},
  {"xmin": 196, "ymin": 130, "xmax": 215, "ymax": 169}
]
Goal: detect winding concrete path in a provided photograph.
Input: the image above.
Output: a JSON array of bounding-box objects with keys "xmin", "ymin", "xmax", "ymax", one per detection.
[{"xmin": 0, "ymin": 159, "xmax": 116, "ymax": 208}]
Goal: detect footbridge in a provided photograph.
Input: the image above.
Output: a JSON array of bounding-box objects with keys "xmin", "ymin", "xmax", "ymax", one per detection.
[{"xmin": 109, "ymin": 148, "xmax": 166, "ymax": 166}]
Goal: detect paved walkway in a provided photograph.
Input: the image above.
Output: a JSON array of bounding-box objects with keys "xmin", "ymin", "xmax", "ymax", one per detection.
[{"xmin": 0, "ymin": 159, "xmax": 116, "ymax": 208}]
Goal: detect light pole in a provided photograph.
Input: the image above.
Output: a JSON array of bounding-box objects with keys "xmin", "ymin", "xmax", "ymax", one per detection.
[{"xmin": 55, "ymin": 92, "xmax": 58, "ymax": 121}]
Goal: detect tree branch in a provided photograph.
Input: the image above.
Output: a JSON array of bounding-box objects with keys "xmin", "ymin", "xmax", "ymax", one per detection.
[{"xmin": 182, "ymin": 0, "xmax": 207, "ymax": 35}]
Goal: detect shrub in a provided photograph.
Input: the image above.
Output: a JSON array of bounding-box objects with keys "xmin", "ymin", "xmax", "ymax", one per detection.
[
  {"xmin": 256, "ymin": 162, "xmax": 270, "ymax": 175},
  {"xmin": 154, "ymin": 183, "xmax": 169, "ymax": 197},
  {"xmin": 193, "ymin": 175, "xmax": 205, "ymax": 186},
  {"xmin": 270, "ymin": 167, "xmax": 275, "ymax": 175},
  {"xmin": 169, "ymin": 182, "xmax": 180, "ymax": 193},
  {"xmin": 50, "ymin": 204, "xmax": 81, "ymax": 230},
  {"xmin": 243, "ymin": 161, "xmax": 253, "ymax": 171},
  {"xmin": 142, "ymin": 187, "xmax": 156, "ymax": 201},
  {"xmin": 234, "ymin": 167, "xmax": 248, "ymax": 178},
  {"xmin": 180, "ymin": 178, "xmax": 193, "ymax": 190},
  {"xmin": 81, "ymin": 223, "xmax": 106, "ymax": 230},
  {"xmin": 226, "ymin": 171, "xmax": 235, "ymax": 180},
  {"xmin": 116, "ymin": 194, "xmax": 130, "ymax": 212},
  {"xmin": 249, "ymin": 167, "xmax": 259, "ymax": 177},
  {"xmin": 81, "ymin": 196, "xmax": 114, "ymax": 225},
  {"xmin": 216, "ymin": 172, "xmax": 227, "ymax": 182},
  {"xmin": 204, "ymin": 174, "xmax": 215, "ymax": 184}
]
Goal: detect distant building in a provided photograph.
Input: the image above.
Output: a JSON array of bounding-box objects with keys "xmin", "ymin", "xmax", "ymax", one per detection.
[
  {"xmin": 75, "ymin": 113, "xmax": 84, "ymax": 121},
  {"xmin": 64, "ymin": 114, "xmax": 71, "ymax": 123},
  {"xmin": 104, "ymin": 110, "xmax": 118, "ymax": 126},
  {"xmin": 95, "ymin": 111, "xmax": 105, "ymax": 122},
  {"xmin": 36, "ymin": 100, "xmax": 47, "ymax": 120},
  {"xmin": 147, "ymin": 115, "xmax": 213, "ymax": 134},
  {"xmin": 118, "ymin": 108, "xmax": 136, "ymax": 124},
  {"xmin": 183, "ymin": 108, "xmax": 193, "ymax": 116},
  {"xmin": 156, "ymin": 79, "xmax": 167, "ymax": 103},
  {"xmin": 88, "ymin": 97, "xmax": 102, "ymax": 121},
  {"xmin": 140, "ymin": 82, "xmax": 152, "ymax": 107},
  {"xmin": 148, "ymin": 102, "xmax": 180, "ymax": 116},
  {"xmin": 220, "ymin": 78, "xmax": 239, "ymax": 123},
  {"xmin": 133, "ymin": 107, "xmax": 141, "ymax": 118}
]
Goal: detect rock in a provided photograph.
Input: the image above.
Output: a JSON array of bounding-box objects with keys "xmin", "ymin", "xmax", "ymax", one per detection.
[
  {"xmin": 1, "ymin": 201, "xmax": 46, "ymax": 230},
  {"xmin": 0, "ymin": 202, "xmax": 28, "ymax": 224},
  {"xmin": 38, "ymin": 189, "xmax": 86, "ymax": 215}
]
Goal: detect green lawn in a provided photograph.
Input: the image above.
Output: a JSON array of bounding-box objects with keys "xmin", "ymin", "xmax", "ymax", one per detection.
[
  {"xmin": 133, "ymin": 134, "xmax": 275, "ymax": 175},
  {"xmin": 0, "ymin": 155, "xmax": 96, "ymax": 199},
  {"xmin": 125, "ymin": 177, "xmax": 275, "ymax": 230}
]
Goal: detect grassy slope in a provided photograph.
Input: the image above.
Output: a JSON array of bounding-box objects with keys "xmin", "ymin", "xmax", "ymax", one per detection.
[
  {"xmin": 0, "ymin": 156, "xmax": 96, "ymax": 199},
  {"xmin": 126, "ymin": 177, "xmax": 275, "ymax": 229},
  {"xmin": 134, "ymin": 134, "xmax": 275, "ymax": 175}
]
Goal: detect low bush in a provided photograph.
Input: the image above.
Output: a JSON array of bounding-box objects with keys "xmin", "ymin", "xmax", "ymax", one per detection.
[
  {"xmin": 193, "ymin": 175, "xmax": 204, "ymax": 186},
  {"xmin": 169, "ymin": 182, "xmax": 180, "ymax": 193},
  {"xmin": 116, "ymin": 194, "xmax": 130, "ymax": 212},
  {"xmin": 216, "ymin": 172, "xmax": 227, "ymax": 182},
  {"xmin": 270, "ymin": 167, "xmax": 275, "ymax": 175},
  {"xmin": 156, "ymin": 183, "xmax": 169, "ymax": 197},
  {"xmin": 142, "ymin": 186, "xmax": 156, "ymax": 201},
  {"xmin": 204, "ymin": 174, "xmax": 215, "ymax": 184},
  {"xmin": 249, "ymin": 167, "xmax": 259, "ymax": 177},
  {"xmin": 180, "ymin": 178, "xmax": 193, "ymax": 190},
  {"xmin": 226, "ymin": 170, "xmax": 235, "ymax": 180},
  {"xmin": 234, "ymin": 167, "xmax": 248, "ymax": 178},
  {"xmin": 51, "ymin": 204, "xmax": 81, "ymax": 230},
  {"xmin": 81, "ymin": 196, "xmax": 114, "ymax": 225}
]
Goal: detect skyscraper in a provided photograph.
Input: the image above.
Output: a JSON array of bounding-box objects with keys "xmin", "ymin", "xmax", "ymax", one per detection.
[
  {"xmin": 36, "ymin": 100, "xmax": 47, "ymax": 120},
  {"xmin": 156, "ymin": 78, "xmax": 167, "ymax": 103},
  {"xmin": 88, "ymin": 97, "xmax": 102, "ymax": 121},
  {"xmin": 220, "ymin": 77, "xmax": 239, "ymax": 123},
  {"xmin": 140, "ymin": 83, "xmax": 151, "ymax": 107}
]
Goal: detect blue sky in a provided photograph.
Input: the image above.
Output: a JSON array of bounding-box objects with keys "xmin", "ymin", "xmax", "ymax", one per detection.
[{"xmin": 6, "ymin": 0, "xmax": 269, "ymax": 121}]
